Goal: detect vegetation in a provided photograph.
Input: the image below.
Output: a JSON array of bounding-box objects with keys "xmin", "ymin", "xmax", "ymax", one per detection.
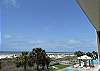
[
  {"xmin": 16, "ymin": 52, "xmax": 29, "ymax": 71},
  {"xmin": 86, "ymin": 52, "xmax": 92, "ymax": 66},
  {"xmin": 15, "ymin": 48, "xmax": 51, "ymax": 71},
  {"xmin": 74, "ymin": 51, "xmax": 85, "ymax": 66},
  {"xmin": 0, "ymin": 50, "xmax": 98, "ymax": 71},
  {"xmin": 74, "ymin": 51, "xmax": 85, "ymax": 57},
  {"xmin": 74, "ymin": 51, "xmax": 98, "ymax": 67},
  {"xmin": 86, "ymin": 51, "xmax": 98, "ymax": 66},
  {"xmin": 74, "ymin": 51, "xmax": 98, "ymax": 59},
  {"xmin": 53, "ymin": 64, "xmax": 69, "ymax": 70},
  {"xmin": 31, "ymin": 48, "xmax": 51, "ymax": 70},
  {"xmin": 0, "ymin": 61, "xmax": 1, "ymax": 69},
  {"xmin": 55, "ymin": 64, "xmax": 68, "ymax": 69}
]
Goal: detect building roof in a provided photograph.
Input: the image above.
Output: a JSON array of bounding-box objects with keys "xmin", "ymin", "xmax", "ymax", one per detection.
[{"xmin": 77, "ymin": 0, "xmax": 100, "ymax": 31}]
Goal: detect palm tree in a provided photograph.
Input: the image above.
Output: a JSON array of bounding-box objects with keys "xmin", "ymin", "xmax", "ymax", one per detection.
[
  {"xmin": 16, "ymin": 52, "xmax": 29, "ymax": 71},
  {"xmin": 92, "ymin": 51, "xmax": 98, "ymax": 59},
  {"xmin": 86, "ymin": 52, "xmax": 92, "ymax": 66},
  {"xmin": 15, "ymin": 48, "xmax": 50, "ymax": 71},
  {"xmin": 91, "ymin": 51, "xmax": 98, "ymax": 66},
  {"xmin": 45, "ymin": 56, "xmax": 51, "ymax": 69},
  {"xmin": 32, "ymin": 48, "xmax": 50, "ymax": 71},
  {"xmin": 32, "ymin": 48, "xmax": 42, "ymax": 71},
  {"xmin": 41, "ymin": 50, "xmax": 46, "ymax": 70},
  {"xmin": 74, "ymin": 51, "xmax": 85, "ymax": 66},
  {"xmin": 28, "ymin": 52, "xmax": 35, "ymax": 67},
  {"xmin": 74, "ymin": 51, "xmax": 85, "ymax": 57},
  {"xmin": 86, "ymin": 51, "xmax": 98, "ymax": 66}
]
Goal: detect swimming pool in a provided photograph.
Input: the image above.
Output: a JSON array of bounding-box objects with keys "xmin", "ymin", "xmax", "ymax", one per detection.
[
  {"xmin": 65, "ymin": 67, "xmax": 74, "ymax": 71},
  {"xmin": 93, "ymin": 59, "xmax": 99, "ymax": 64},
  {"xmin": 87, "ymin": 59, "xmax": 99, "ymax": 64}
]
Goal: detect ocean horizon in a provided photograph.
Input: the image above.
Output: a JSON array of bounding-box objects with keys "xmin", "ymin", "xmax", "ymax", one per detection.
[{"xmin": 0, "ymin": 51, "xmax": 74, "ymax": 55}]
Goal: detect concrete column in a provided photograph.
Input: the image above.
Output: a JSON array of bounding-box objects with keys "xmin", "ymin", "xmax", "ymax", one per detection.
[{"xmin": 97, "ymin": 31, "xmax": 100, "ymax": 63}]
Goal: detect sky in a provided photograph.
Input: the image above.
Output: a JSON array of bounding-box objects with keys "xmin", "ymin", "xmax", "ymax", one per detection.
[{"xmin": 0, "ymin": 0, "xmax": 97, "ymax": 52}]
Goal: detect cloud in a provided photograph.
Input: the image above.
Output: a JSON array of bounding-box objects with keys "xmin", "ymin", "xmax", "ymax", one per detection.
[
  {"xmin": 68, "ymin": 39, "xmax": 81, "ymax": 44},
  {"xmin": 3, "ymin": 0, "xmax": 19, "ymax": 8},
  {"xmin": 31, "ymin": 39, "xmax": 96, "ymax": 51},
  {"xmin": 28, "ymin": 40, "xmax": 45, "ymax": 44},
  {"xmin": 1, "ymin": 36, "xmax": 97, "ymax": 52},
  {"xmin": 4, "ymin": 34, "xmax": 12, "ymax": 39}
]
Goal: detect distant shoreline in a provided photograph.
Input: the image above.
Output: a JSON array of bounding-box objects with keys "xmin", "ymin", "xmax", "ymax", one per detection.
[
  {"xmin": 0, "ymin": 51, "xmax": 74, "ymax": 55},
  {"xmin": 0, "ymin": 51, "xmax": 74, "ymax": 59},
  {"xmin": 0, "ymin": 50, "xmax": 94, "ymax": 53}
]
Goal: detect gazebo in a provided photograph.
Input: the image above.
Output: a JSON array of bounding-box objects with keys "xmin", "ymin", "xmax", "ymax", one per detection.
[
  {"xmin": 77, "ymin": 55, "xmax": 92, "ymax": 67},
  {"xmin": 77, "ymin": 55, "xmax": 92, "ymax": 60}
]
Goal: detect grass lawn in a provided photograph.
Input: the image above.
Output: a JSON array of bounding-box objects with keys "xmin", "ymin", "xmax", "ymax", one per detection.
[{"xmin": 53, "ymin": 64, "xmax": 69, "ymax": 70}]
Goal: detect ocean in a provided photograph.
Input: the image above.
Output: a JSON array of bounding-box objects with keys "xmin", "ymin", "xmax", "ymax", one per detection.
[{"xmin": 0, "ymin": 51, "xmax": 22, "ymax": 55}]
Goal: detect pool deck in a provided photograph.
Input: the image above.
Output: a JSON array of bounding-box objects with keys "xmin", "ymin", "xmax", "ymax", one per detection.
[
  {"xmin": 74, "ymin": 65, "xmax": 100, "ymax": 71},
  {"xmin": 56, "ymin": 64, "xmax": 100, "ymax": 71}
]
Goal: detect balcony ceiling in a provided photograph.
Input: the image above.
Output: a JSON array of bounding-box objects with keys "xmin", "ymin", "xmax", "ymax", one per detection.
[{"xmin": 77, "ymin": 0, "xmax": 100, "ymax": 31}]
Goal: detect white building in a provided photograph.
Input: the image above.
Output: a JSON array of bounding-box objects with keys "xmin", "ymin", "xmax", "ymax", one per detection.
[
  {"xmin": 76, "ymin": 0, "xmax": 100, "ymax": 70},
  {"xmin": 77, "ymin": 0, "xmax": 100, "ymax": 64}
]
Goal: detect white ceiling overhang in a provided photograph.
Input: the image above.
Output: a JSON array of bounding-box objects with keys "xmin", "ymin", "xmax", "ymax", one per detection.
[{"xmin": 76, "ymin": 0, "xmax": 100, "ymax": 31}]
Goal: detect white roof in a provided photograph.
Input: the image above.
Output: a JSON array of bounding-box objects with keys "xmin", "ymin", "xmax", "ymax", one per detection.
[
  {"xmin": 0, "ymin": 54, "xmax": 17, "ymax": 59},
  {"xmin": 77, "ymin": 55, "xmax": 92, "ymax": 60}
]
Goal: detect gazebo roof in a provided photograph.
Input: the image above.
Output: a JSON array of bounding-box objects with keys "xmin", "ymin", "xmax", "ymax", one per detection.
[{"xmin": 77, "ymin": 55, "xmax": 92, "ymax": 60}]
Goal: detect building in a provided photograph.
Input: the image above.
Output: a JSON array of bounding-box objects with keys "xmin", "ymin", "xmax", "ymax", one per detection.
[{"xmin": 77, "ymin": 0, "xmax": 100, "ymax": 64}]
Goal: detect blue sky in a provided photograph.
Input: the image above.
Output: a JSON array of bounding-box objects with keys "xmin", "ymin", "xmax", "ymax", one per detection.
[{"xmin": 0, "ymin": 0, "xmax": 97, "ymax": 52}]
